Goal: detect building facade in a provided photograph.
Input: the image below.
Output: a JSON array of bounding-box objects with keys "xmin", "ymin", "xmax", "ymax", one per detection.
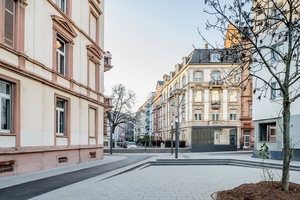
[
  {"xmin": 0, "ymin": 0, "xmax": 112, "ymax": 177},
  {"xmin": 252, "ymin": 0, "xmax": 300, "ymax": 160},
  {"xmin": 160, "ymin": 48, "xmax": 241, "ymax": 151},
  {"xmin": 151, "ymin": 81, "xmax": 163, "ymax": 141}
]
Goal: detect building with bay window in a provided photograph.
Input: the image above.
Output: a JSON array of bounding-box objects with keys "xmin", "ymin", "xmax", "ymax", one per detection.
[
  {"xmin": 0, "ymin": 0, "xmax": 112, "ymax": 177},
  {"xmin": 160, "ymin": 47, "xmax": 241, "ymax": 151}
]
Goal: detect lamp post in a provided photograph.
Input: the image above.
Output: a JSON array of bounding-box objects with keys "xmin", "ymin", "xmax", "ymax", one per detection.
[
  {"xmin": 171, "ymin": 121, "xmax": 174, "ymax": 154},
  {"xmin": 175, "ymin": 115, "xmax": 179, "ymax": 158}
]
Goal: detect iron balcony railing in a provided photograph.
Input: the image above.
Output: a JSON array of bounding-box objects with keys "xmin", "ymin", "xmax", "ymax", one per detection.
[
  {"xmin": 211, "ymin": 101, "xmax": 221, "ymax": 106},
  {"xmin": 209, "ymin": 80, "xmax": 224, "ymax": 86}
]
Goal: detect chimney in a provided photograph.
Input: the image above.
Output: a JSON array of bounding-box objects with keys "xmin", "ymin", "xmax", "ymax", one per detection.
[{"xmin": 204, "ymin": 44, "xmax": 208, "ymax": 49}]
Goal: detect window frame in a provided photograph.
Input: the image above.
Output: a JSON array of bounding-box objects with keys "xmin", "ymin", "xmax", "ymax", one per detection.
[
  {"xmin": 212, "ymin": 90, "xmax": 219, "ymax": 101},
  {"xmin": 229, "ymin": 90, "xmax": 237, "ymax": 102},
  {"xmin": 0, "ymin": 75, "xmax": 21, "ymax": 147},
  {"xmin": 56, "ymin": 98, "xmax": 66, "ymax": 136},
  {"xmin": 211, "ymin": 53, "xmax": 220, "ymax": 62},
  {"xmin": 212, "ymin": 72, "xmax": 220, "ymax": 81},
  {"xmin": 88, "ymin": 105, "xmax": 98, "ymax": 144},
  {"xmin": 54, "ymin": 94, "xmax": 71, "ymax": 145},
  {"xmin": 270, "ymin": 82, "xmax": 276, "ymax": 100},
  {"xmin": 56, "ymin": 37, "xmax": 66, "ymax": 76},
  {"xmin": 195, "ymin": 72, "xmax": 202, "ymax": 82},
  {"xmin": 57, "ymin": 0, "xmax": 66, "ymax": 13},
  {"xmin": 194, "ymin": 110, "xmax": 202, "ymax": 121},
  {"xmin": 194, "ymin": 91, "xmax": 202, "ymax": 102},
  {"xmin": 89, "ymin": 7, "xmax": 100, "ymax": 44},
  {"xmin": 212, "ymin": 110, "xmax": 219, "ymax": 121},
  {"xmin": 230, "ymin": 110, "xmax": 237, "ymax": 121},
  {"xmin": 0, "ymin": 80, "xmax": 11, "ymax": 133}
]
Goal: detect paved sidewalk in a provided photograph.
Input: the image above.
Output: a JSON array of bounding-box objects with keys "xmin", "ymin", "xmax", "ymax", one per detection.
[{"xmin": 1, "ymin": 151, "xmax": 300, "ymax": 200}]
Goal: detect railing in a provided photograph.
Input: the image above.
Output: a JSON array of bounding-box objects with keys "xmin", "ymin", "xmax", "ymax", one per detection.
[
  {"xmin": 209, "ymin": 80, "xmax": 224, "ymax": 86},
  {"xmin": 211, "ymin": 101, "xmax": 221, "ymax": 106}
]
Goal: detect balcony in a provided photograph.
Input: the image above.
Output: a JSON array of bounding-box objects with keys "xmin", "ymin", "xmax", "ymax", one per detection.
[
  {"xmin": 209, "ymin": 80, "xmax": 224, "ymax": 86},
  {"xmin": 211, "ymin": 101, "xmax": 221, "ymax": 107}
]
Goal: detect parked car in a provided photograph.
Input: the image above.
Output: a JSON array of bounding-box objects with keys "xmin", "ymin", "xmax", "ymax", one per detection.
[
  {"xmin": 123, "ymin": 141, "xmax": 129, "ymax": 148},
  {"xmin": 127, "ymin": 142, "xmax": 137, "ymax": 149}
]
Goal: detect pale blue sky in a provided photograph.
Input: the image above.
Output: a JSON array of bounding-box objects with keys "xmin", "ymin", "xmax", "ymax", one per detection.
[{"xmin": 104, "ymin": 0, "xmax": 223, "ymax": 111}]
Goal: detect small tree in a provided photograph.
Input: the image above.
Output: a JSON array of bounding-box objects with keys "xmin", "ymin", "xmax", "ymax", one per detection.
[
  {"xmin": 106, "ymin": 84, "xmax": 136, "ymax": 154},
  {"xmin": 202, "ymin": 0, "xmax": 300, "ymax": 191}
]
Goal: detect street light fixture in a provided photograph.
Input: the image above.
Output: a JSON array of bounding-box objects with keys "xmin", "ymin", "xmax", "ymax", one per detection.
[
  {"xmin": 175, "ymin": 115, "xmax": 179, "ymax": 158},
  {"xmin": 171, "ymin": 121, "xmax": 174, "ymax": 154}
]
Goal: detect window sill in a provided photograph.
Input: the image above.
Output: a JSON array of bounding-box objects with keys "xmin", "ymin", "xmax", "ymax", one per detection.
[
  {"xmin": 56, "ymin": 135, "xmax": 68, "ymax": 138},
  {"xmin": 0, "ymin": 133, "xmax": 16, "ymax": 136}
]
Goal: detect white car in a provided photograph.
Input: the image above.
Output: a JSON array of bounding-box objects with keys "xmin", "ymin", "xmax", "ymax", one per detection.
[{"xmin": 127, "ymin": 142, "xmax": 137, "ymax": 149}]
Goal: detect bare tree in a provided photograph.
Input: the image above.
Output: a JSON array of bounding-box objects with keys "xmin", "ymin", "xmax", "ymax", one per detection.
[
  {"xmin": 106, "ymin": 84, "xmax": 136, "ymax": 154},
  {"xmin": 202, "ymin": 0, "xmax": 300, "ymax": 191}
]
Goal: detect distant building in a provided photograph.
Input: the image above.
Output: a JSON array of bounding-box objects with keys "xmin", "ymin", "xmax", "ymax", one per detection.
[
  {"xmin": 145, "ymin": 92, "xmax": 156, "ymax": 139},
  {"xmin": 224, "ymin": 24, "xmax": 254, "ymax": 148},
  {"xmin": 152, "ymin": 81, "xmax": 164, "ymax": 141}
]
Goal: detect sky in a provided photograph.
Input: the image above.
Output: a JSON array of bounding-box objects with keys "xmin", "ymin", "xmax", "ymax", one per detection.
[{"xmin": 104, "ymin": 0, "xmax": 224, "ymax": 112}]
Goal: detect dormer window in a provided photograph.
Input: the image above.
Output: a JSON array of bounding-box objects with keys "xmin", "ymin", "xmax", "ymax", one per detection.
[{"xmin": 211, "ymin": 53, "xmax": 220, "ymax": 62}]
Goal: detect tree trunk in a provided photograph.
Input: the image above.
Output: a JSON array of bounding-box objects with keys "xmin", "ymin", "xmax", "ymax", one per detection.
[{"xmin": 281, "ymin": 100, "xmax": 291, "ymax": 191}]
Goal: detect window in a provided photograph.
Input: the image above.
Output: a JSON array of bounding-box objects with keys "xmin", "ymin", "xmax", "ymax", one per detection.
[
  {"xmin": 230, "ymin": 73, "xmax": 238, "ymax": 82},
  {"xmin": 57, "ymin": 0, "xmax": 66, "ymax": 12},
  {"xmin": 212, "ymin": 91, "xmax": 219, "ymax": 101},
  {"xmin": 271, "ymin": 4, "xmax": 284, "ymax": 25},
  {"xmin": 0, "ymin": 81, "xmax": 11, "ymax": 133},
  {"xmin": 195, "ymin": 72, "xmax": 202, "ymax": 82},
  {"xmin": 195, "ymin": 91, "xmax": 202, "ymax": 102},
  {"xmin": 259, "ymin": 122, "xmax": 276, "ymax": 141},
  {"xmin": 89, "ymin": 106, "xmax": 98, "ymax": 140},
  {"xmin": 195, "ymin": 110, "xmax": 202, "ymax": 121},
  {"xmin": 271, "ymin": 43, "xmax": 283, "ymax": 63},
  {"xmin": 214, "ymin": 130, "xmax": 219, "ymax": 140},
  {"xmin": 90, "ymin": 9, "xmax": 99, "ymax": 43},
  {"xmin": 3, "ymin": 0, "xmax": 15, "ymax": 47},
  {"xmin": 250, "ymin": 105, "xmax": 253, "ymax": 117},
  {"xmin": 270, "ymin": 82, "xmax": 276, "ymax": 100},
  {"xmin": 212, "ymin": 110, "xmax": 219, "ymax": 121},
  {"xmin": 182, "ymin": 76, "xmax": 186, "ymax": 86},
  {"xmin": 56, "ymin": 37, "xmax": 66, "ymax": 76},
  {"xmin": 89, "ymin": 61, "xmax": 96, "ymax": 90},
  {"xmin": 230, "ymin": 90, "xmax": 237, "ymax": 102},
  {"xmin": 212, "ymin": 72, "xmax": 220, "ymax": 81},
  {"xmin": 230, "ymin": 110, "xmax": 237, "ymax": 121},
  {"xmin": 211, "ymin": 53, "xmax": 220, "ymax": 62},
  {"xmin": 56, "ymin": 99, "xmax": 66, "ymax": 135},
  {"xmin": 182, "ymin": 111, "xmax": 185, "ymax": 123}
]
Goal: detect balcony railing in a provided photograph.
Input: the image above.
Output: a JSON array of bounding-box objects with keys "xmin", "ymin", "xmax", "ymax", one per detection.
[
  {"xmin": 211, "ymin": 101, "xmax": 221, "ymax": 106},
  {"xmin": 209, "ymin": 80, "xmax": 224, "ymax": 86}
]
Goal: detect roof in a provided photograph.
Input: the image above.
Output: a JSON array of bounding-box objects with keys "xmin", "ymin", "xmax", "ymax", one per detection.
[
  {"xmin": 188, "ymin": 49, "xmax": 239, "ymax": 64},
  {"xmin": 158, "ymin": 81, "xmax": 164, "ymax": 86}
]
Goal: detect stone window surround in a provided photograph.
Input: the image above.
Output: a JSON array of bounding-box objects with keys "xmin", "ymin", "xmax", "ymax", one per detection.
[
  {"xmin": 88, "ymin": 104, "xmax": 98, "ymax": 144},
  {"xmin": 194, "ymin": 90, "xmax": 203, "ymax": 102},
  {"xmin": 54, "ymin": 93, "xmax": 71, "ymax": 146},
  {"xmin": 52, "ymin": 15, "xmax": 77, "ymax": 79},
  {"xmin": 0, "ymin": 74, "xmax": 20, "ymax": 147}
]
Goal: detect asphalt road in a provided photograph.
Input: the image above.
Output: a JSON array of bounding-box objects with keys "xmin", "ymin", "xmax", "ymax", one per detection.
[{"xmin": 0, "ymin": 155, "xmax": 152, "ymax": 200}]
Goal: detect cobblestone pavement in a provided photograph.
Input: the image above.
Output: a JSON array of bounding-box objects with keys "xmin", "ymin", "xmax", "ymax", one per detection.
[{"xmin": 30, "ymin": 165, "xmax": 300, "ymax": 200}]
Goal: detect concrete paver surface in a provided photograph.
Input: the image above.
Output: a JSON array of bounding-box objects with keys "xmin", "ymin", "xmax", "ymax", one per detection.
[
  {"xmin": 29, "ymin": 165, "xmax": 300, "ymax": 200},
  {"xmin": 1, "ymin": 151, "xmax": 300, "ymax": 200}
]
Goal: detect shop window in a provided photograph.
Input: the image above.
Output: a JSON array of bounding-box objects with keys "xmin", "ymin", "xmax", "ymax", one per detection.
[{"xmin": 259, "ymin": 122, "xmax": 276, "ymax": 141}]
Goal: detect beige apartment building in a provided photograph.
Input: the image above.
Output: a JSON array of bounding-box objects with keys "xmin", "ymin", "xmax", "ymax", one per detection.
[
  {"xmin": 0, "ymin": 0, "xmax": 112, "ymax": 177},
  {"xmin": 161, "ymin": 48, "xmax": 241, "ymax": 151}
]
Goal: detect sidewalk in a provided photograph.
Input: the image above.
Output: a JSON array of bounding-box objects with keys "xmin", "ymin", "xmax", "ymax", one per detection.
[{"xmin": 0, "ymin": 151, "xmax": 299, "ymax": 200}]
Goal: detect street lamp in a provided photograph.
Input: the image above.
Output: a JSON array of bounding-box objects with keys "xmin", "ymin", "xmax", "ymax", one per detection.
[
  {"xmin": 175, "ymin": 115, "xmax": 179, "ymax": 159},
  {"xmin": 171, "ymin": 121, "xmax": 174, "ymax": 154}
]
